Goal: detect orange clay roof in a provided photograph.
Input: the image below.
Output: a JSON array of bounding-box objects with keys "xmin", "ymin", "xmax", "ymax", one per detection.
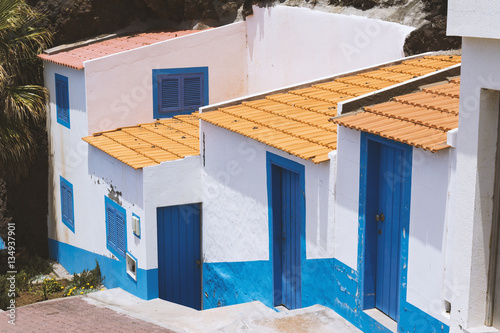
[
  {"xmin": 196, "ymin": 55, "xmax": 461, "ymax": 164},
  {"xmin": 331, "ymin": 77, "xmax": 460, "ymax": 152},
  {"xmin": 82, "ymin": 114, "xmax": 199, "ymax": 169},
  {"xmin": 39, "ymin": 30, "xmax": 203, "ymax": 70}
]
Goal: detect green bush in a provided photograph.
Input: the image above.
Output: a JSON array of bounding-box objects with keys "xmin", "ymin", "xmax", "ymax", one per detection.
[
  {"xmin": 64, "ymin": 260, "xmax": 104, "ymax": 297},
  {"xmin": 15, "ymin": 271, "xmax": 30, "ymax": 292}
]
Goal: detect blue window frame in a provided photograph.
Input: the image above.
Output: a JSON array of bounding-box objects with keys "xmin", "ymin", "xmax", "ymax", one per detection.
[
  {"xmin": 153, "ymin": 67, "xmax": 209, "ymax": 119},
  {"xmin": 55, "ymin": 74, "xmax": 70, "ymax": 128},
  {"xmin": 60, "ymin": 176, "xmax": 74, "ymax": 232},
  {"xmin": 105, "ymin": 196, "xmax": 127, "ymax": 259}
]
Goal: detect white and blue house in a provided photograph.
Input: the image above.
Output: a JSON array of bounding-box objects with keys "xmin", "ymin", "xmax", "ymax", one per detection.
[{"xmin": 40, "ymin": 2, "xmax": 425, "ymax": 321}]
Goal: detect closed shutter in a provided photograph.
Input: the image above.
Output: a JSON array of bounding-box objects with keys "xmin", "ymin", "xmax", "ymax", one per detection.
[
  {"xmin": 56, "ymin": 80, "xmax": 65, "ymax": 120},
  {"xmin": 160, "ymin": 77, "xmax": 180, "ymax": 111},
  {"xmin": 158, "ymin": 73, "xmax": 204, "ymax": 114},
  {"xmin": 60, "ymin": 177, "xmax": 74, "ymax": 231},
  {"xmin": 67, "ymin": 189, "xmax": 73, "ymax": 225},
  {"xmin": 107, "ymin": 206, "xmax": 117, "ymax": 248},
  {"xmin": 183, "ymin": 75, "xmax": 202, "ymax": 109},
  {"xmin": 116, "ymin": 210, "xmax": 126, "ymax": 257},
  {"xmin": 105, "ymin": 198, "xmax": 127, "ymax": 258},
  {"xmin": 55, "ymin": 74, "xmax": 69, "ymax": 126}
]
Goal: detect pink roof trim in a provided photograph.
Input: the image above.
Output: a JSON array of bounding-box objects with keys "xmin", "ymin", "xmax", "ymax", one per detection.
[{"xmin": 39, "ymin": 30, "xmax": 204, "ymax": 70}]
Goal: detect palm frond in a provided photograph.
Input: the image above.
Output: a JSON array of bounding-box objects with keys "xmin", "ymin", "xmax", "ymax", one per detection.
[
  {"xmin": 1, "ymin": 84, "xmax": 48, "ymax": 123},
  {"xmin": 0, "ymin": 0, "xmax": 21, "ymax": 32},
  {"xmin": 0, "ymin": 115, "xmax": 35, "ymax": 181},
  {"xmin": 0, "ymin": 0, "xmax": 52, "ymax": 181}
]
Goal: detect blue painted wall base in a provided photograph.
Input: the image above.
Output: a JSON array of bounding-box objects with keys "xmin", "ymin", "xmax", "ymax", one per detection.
[
  {"xmin": 48, "ymin": 238, "xmax": 158, "ymax": 300},
  {"xmin": 203, "ymin": 257, "xmax": 448, "ymax": 333},
  {"xmin": 203, "ymin": 261, "xmax": 273, "ymax": 309}
]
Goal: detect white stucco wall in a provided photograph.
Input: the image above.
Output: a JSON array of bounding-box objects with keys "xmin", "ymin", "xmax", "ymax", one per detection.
[
  {"xmin": 450, "ymin": 37, "xmax": 500, "ymax": 331},
  {"xmin": 142, "ymin": 156, "xmax": 202, "ymax": 269},
  {"xmin": 86, "ymin": 147, "xmax": 145, "ymax": 266},
  {"xmin": 200, "ymin": 122, "xmax": 333, "ymax": 263},
  {"xmin": 447, "ymin": 0, "xmax": 500, "ymax": 39},
  {"xmin": 45, "ymin": 60, "xmax": 203, "ymax": 271},
  {"xmin": 84, "ymin": 22, "xmax": 248, "ymax": 134},
  {"xmin": 45, "ymin": 59, "xmax": 148, "ymax": 266},
  {"xmin": 406, "ymin": 148, "xmax": 452, "ymax": 325},
  {"xmin": 334, "ymin": 126, "xmax": 361, "ymax": 269},
  {"xmin": 245, "ymin": 5, "xmax": 414, "ymax": 94},
  {"xmin": 46, "ymin": 62, "xmax": 88, "ymax": 245}
]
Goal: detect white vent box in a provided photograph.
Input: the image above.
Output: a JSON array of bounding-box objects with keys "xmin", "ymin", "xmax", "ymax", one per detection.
[{"xmin": 132, "ymin": 215, "xmax": 140, "ymax": 238}]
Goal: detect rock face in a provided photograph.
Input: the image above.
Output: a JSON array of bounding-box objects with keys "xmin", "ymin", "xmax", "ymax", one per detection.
[
  {"xmin": 28, "ymin": 0, "xmax": 460, "ymax": 55},
  {"xmin": 404, "ymin": 0, "xmax": 461, "ymax": 55}
]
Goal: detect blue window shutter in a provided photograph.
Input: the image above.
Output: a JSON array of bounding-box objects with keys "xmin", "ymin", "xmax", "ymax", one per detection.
[
  {"xmin": 156, "ymin": 70, "xmax": 206, "ymax": 117},
  {"xmin": 105, "ymin": 197, "xmax": 126, "ymax": 259},
  {"xmin": 60, "ymin": 176, "xmax": 74, "ymax": 232},
  {"xmin": 183, "ymin": 75, "xmax": 202, "ymax": 109},
  {"xmin": 160, "ymin": 77, "xmax": 180, "ymax": 111},
  {"xmin": 55, "ymin": 74, "xmax": 70, "ymax": 128},
  {"xmin": 116, "ymin": 211, "xmax": 126, "ymax": 257},
  {"xmin": 107, "ymin": 206, "xmax": 116, "ymax": 248}
]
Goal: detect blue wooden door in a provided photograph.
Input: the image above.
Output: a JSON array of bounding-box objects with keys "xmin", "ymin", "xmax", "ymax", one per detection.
[
  {"xmin": 375, "ymin": 144, "xmax": 404, "ymax": 320},
  {"xmin": 272, "ymin": 165, "xmax": 301, "ymax": 310},
  {"xmin": 157, "ymin": 203, "xmax": 201, "ymax": 310}
]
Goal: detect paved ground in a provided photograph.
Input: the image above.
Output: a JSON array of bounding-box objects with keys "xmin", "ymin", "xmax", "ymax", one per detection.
[
  {"xmin": 0, "ymin": 297, "xmax": 173, "ymax": 333},
  {"xmin": 1, "ymin": 288, "xmax": 361, "ymax": 333}
]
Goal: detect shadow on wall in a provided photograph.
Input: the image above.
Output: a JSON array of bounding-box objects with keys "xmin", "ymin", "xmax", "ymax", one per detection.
[{"xmin": 87, "ymin": 147, "xmax": 144, "ymax": 210}]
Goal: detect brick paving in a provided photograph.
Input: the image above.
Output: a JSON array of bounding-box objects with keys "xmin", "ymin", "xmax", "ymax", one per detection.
[{"xmin": 0, "ymin": 297, "xmax": 174, "ymax": 333}]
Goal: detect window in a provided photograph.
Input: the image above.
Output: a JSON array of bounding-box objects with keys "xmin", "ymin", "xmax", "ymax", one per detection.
[
  {"xmin": 105, "ymin": 196, "xmax": 126, "ymax": 258},
  {"xmin": 60, "ymin": 176, "xmax": 74, "ymax": 232},
  {"xmin": 55, "ymin": 73, "xmax": 70, "ymax": 128},
  {"xmin": 153, "ymin": 67, "xmax": 208, "ymax": 118}
]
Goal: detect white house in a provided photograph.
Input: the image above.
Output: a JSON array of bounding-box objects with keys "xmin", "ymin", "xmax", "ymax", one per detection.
[
  {"xmin": 447, "ymin": 1, "xmax": 500, "ymax": 332},
  {"xmin": 197, "ymin": 53, "xmax": 460, "ymax": 333},
  {"xmin": 40, "ymin": 5, "xmax": 416, "ymax": 310}
]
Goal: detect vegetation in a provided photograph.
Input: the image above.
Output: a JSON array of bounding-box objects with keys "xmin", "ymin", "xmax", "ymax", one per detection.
[
  {"xmin": 64, "ymin": 261, "xmax": 105, "ymax": 297},
  {"xmin": 0, "ymin": 257, "xmax": 104, "ymax": 309},
  {"xmin": 0, "ymin": 0, "xmax": 51, "ymax": 182},
  {"xmin": 0, "ymin": 254, "xmax": 53, "ymax": 309}
]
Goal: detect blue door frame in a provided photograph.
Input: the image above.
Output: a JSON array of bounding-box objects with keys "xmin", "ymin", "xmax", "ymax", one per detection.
[
  {"xmin": 267, "ymin": 152, "xmax": 305, "ymax": 310},
  {"xmin": 157, "ymin": 203, "xmax": 202, "ymax": 310},
  {"xmin": 358, "ymin": 133, "xmax": 412, "ymax": 322}
]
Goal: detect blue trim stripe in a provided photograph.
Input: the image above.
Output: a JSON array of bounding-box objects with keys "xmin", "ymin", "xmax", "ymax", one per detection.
[
  {"xmin": 48, "ymin": 238, "xmax": 158, "ymax": 300},
  {"xmin": 152, "ymin": 67, "xmax": 209, "ymax": 119}
]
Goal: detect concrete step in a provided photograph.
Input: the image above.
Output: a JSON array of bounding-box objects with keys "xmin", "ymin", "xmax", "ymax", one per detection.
[{"xmin": 85, "ymin": 288, "xmax": 361, "ymax": 333}]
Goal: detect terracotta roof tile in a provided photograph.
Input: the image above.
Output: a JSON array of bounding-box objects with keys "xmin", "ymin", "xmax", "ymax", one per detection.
[
  {"xmin": 197, "ymin": 56, "xmax": 460, "ymax": 163},
  {"xmin": 39, "ymin": 30, "xmax": 204, "ymax": 69},
  {"xmin": 82, "ymin": 114, "xmax": 199, "ymax": 169},
  {"xmin": 332, "ymin": 79, "xmax": 460, "ymax": 152}
]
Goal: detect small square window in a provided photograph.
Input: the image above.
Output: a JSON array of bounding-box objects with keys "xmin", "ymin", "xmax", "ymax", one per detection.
[
  {"xmin": 105, "ymin": 196, "xmax": 126, "ymax": 259},
  {"xmin": 60, "ymin": 176, "xmax": 74, "ymax": 232},
  {"xmin": 153, "ymin": 67, "xmax": 208, "ymax": 119},
  {"xmin": 55, "ymin": 74, "xmax": 70, "ymax": 128}
]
